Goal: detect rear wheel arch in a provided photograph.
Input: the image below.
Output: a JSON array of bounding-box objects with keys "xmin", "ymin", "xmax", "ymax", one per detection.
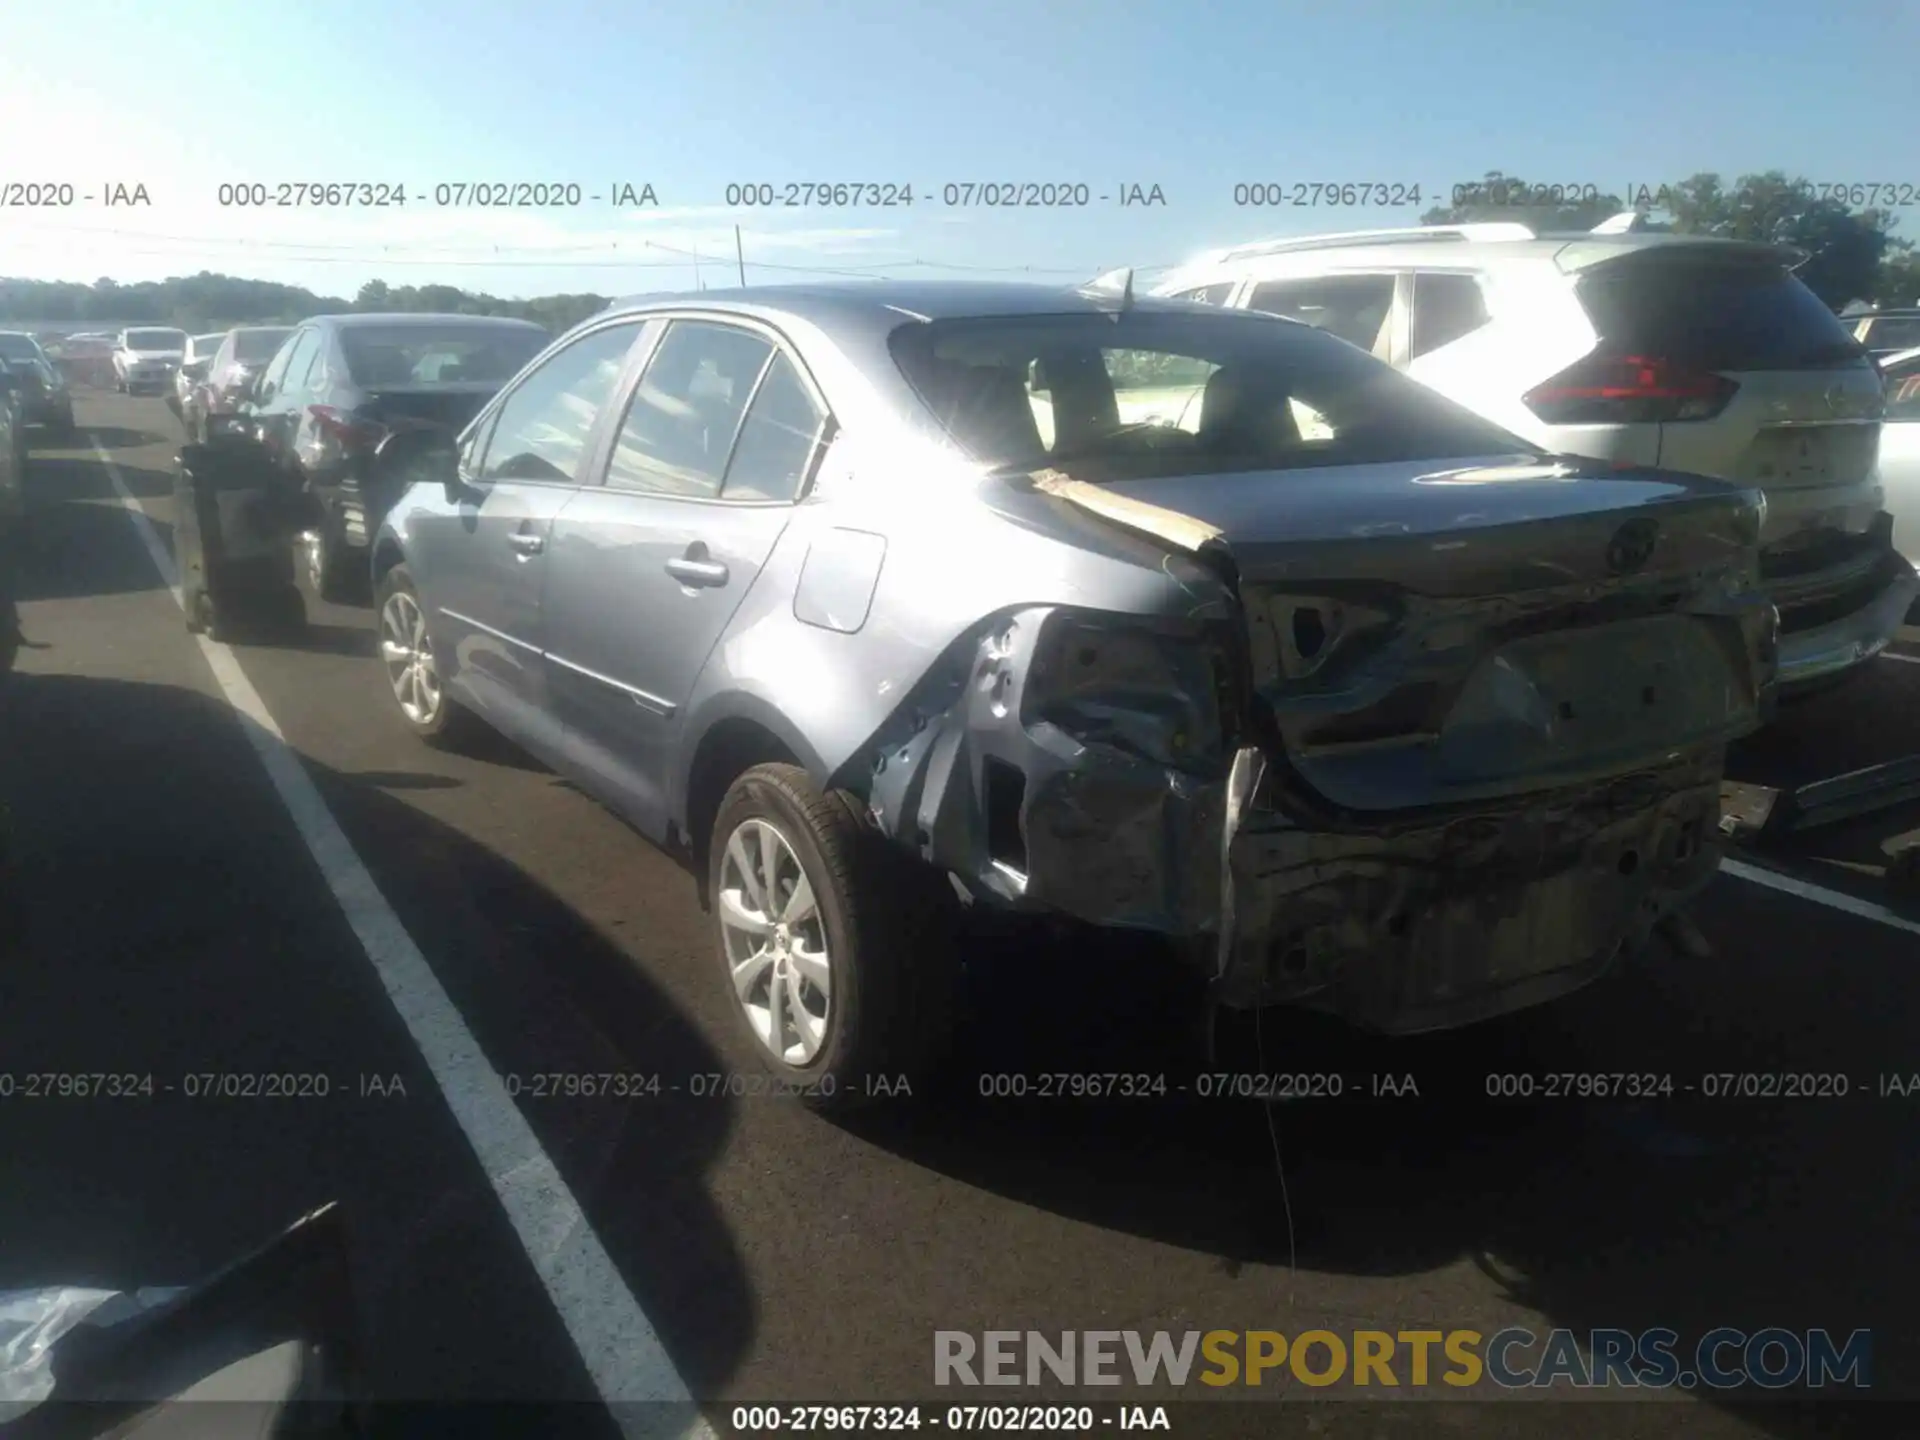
[
  {"xmin": 682, "ymin": 715, "xmax": 812, "ymax": 908},
  {"xmin": 370, "ymin": 535, "xmax": 407, "ymax": 590}
]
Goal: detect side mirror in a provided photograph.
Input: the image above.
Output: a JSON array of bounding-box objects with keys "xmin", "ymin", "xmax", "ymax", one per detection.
[{"xmin": 373, "ymin": 424, "xmax": 463, "ymax": 505}]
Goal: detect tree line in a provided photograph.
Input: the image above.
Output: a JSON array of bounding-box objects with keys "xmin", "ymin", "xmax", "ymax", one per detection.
[
  {"xmin": 0, "ymin": 168, "xmax": 1916, "ymax": 329},
  {"xmin": 0, "ymin": 274, "xmax": 611, "ymax": 336}
]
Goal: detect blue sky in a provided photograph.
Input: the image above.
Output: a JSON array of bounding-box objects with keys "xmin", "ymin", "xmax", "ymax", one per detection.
[{"xmin": 5, "ymin": 0, "xmax": 1916, "ymax": 299}]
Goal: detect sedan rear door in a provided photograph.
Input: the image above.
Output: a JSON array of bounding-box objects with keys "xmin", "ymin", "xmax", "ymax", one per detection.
[{"xmin": 540, "ymin": 316, "xmax": 832, "ymax": 839}]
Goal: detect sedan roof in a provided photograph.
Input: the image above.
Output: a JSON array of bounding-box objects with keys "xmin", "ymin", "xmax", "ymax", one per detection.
[{"xmin": 302, "ymin": 312, "xmax": 548, "ymax": 330}]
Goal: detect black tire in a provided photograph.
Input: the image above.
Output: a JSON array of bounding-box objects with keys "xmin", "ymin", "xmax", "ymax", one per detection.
[
  {"xmin": 375, "ymin": 562, "xmax": 482, "ymax": 749},
  {"xmin": 707, "ymin": 763, "xmax": 961, "ymax": 1111},
  {"xmin": 48, "ymin": 414, "xmax": 75, "ymax": 443}
]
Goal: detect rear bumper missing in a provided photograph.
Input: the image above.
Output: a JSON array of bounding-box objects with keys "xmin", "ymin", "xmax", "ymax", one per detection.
[
  {"xmin": 859, "ymin": 604, "xmax": 1738, "ymax": 1034},
  {"xmin": 1213, "ymin": 746, "xmax": 1723, "ymax": 1030}
]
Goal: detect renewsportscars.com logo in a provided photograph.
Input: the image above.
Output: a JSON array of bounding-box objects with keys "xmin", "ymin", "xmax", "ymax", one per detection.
[{"xmin": 934, "ymin": 1328, "xmax": 1872, "ymax": 1392}]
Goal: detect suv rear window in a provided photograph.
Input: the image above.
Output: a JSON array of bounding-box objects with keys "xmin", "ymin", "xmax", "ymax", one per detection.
[
  {"xmin": 889, "ymin": 310, "xmax": 1538, "ymax": 478},
  {"xmin": 126, "ymin": 329, "xmax": 186, "ymax": 350},
  {"xmin": 1576, "ymin": 260, "xmax": 1862, "ymax": 372}
]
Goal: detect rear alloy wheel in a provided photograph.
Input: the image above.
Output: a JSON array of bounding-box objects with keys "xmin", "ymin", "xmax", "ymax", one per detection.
[
  {"xmin": 709, "ymin": 763, "xmax": 959, "ymax": 1109},
  {"xmin": 376, "ymin": 564, "xmax": 479, "ymax": 748}
]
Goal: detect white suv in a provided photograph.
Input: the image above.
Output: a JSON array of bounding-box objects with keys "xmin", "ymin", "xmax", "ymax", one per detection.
[
  {"xmin": 112, "ymin": 327, "xmax": 189, "ymax": 396},
  {"xmin": 1152, "ymin": 221, "xmax": 1917, "ymax": 694}
]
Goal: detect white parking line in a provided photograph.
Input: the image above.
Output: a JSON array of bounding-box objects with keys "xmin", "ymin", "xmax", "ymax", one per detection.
[
  {"xmin": 1720, "ymin": 858, "xmax": 1920, "ymax": 939},
  {"xmin": 1882, "ymin": 652, "xmax": 1920, "ymax": 666},
  {"xmin": 95, "ymin": 440, "xmax": 709, "ymax": 1439}
]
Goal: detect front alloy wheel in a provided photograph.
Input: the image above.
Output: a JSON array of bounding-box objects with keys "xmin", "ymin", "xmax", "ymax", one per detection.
[
  {"xmin": 380, "ymin": 586, "xmax": 443, "ymax": 727},
  {"xmin": 717, "ymin": 817, "xmax": 834, "ymax": 1065}
]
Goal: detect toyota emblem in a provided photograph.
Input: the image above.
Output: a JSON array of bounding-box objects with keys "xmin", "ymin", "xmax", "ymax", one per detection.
[{"xmin": 1606, "ymin": 518, "xmax": 1660, "ymax": 575}]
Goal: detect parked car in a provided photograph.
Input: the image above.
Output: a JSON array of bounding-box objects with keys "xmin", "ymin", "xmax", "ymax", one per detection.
[
  {"xmin": 1151, "ymin": 222, "xmax": 1917, "ymax": 695},
  {"xmin": 1877, "ymin": 346, "xmax": 1920, "ymax": 567},
  {"xmin": 112, "ymin": 327, "xmax": 189, "ymax": 394},
  {"xmin": 1849, "ymin": 308, "xmax": 1920, "ymax": 360},
  {"xmin": 45, "ymin": 333, "xmax": 115, "ymax": 389},
  {"xmin": 245, "ymin": 279, "xmax": 1777, "ymax": 1105},
  {"xmin": 0, "ymin": 332, "xmax": 75, "ymax": 438},
  {"xmin": 170, "ymin": 332, "xmax": 228, "ymax": 419},
  {"xmin": 186, "ymin": 325, "xmax": 291, "ymax": 443},
  {"xmin": 0, "ymin": 364, "xmax": 30, "ymax": 526},
  {"xmin": 236, "ymin": 313, "xmax": 548, "ymax": 601}
]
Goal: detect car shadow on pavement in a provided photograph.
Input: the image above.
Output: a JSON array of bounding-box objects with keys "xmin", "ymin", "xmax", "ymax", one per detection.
[
  {"xmin": 0, "ymin": 671, "xmax": 757, "ymax": 1423},
  {"xmin": 839, "ymin": 909, "xmax": 1911, "ymax": 1430},
  {"xmin": 9, "ymin": 486, "xmax": 175, "ymax": 602}
]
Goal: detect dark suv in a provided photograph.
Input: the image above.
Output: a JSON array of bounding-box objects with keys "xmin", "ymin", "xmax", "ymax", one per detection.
[{"xmin": 239, "ymin": 313, "xmax": 548, "ymax": 600}]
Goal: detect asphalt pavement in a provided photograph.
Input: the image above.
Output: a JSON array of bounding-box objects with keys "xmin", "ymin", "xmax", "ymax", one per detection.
[{"xmin": 4, "ymin": 388, "xmax": 1920, "ymax": 1439}]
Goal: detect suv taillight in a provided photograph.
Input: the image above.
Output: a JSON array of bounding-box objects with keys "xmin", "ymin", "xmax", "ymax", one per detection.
[
  {"xmin": 308, "ymin": 404, "xmax": 389, "ymax": 452},
  {"xmin": 1523, "ymin": 354, "xmax": 1739, "ymax": 426}
]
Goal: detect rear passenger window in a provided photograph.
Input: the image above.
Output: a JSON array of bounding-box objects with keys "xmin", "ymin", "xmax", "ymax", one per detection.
[
  {"xmin": 1411, "ymin": 273, "xmax": 1491, "ymax": 359},
  {"xmin": 605, "ymin": 321, "xmax": 774, "ymax": 498},
  {"xmin": 721, "ymin": 352, "xmax": 828, "ymax": 502},
  {"xmin": 1247, "ymin": 275, "xmax": 1395, "ymax": 353},
  {"xmin": 481, "ymin": 321, "xmax": 642, "ymax": 484}
]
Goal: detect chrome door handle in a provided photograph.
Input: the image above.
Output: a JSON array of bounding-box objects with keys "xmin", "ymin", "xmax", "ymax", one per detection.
[
  {"xmin": 665, "ymin": 556, "xmax": 729, "ymax": 587},
  {"xmin": 508, "ymin": 531, "xmax": 545, "ymax": 556}
]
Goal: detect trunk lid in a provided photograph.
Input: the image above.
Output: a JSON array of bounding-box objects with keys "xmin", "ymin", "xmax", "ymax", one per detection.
[
  {"xmin": 1100, "ymin": 454, "xmax": 1763, "ymax": 595},
  {"xmin": 1077, "ymin": 455, "xmax": 1776, "ymax": 810},
  {"xmin": 355, "ymin": 383, "xmax": 500, "ymax": 432}
]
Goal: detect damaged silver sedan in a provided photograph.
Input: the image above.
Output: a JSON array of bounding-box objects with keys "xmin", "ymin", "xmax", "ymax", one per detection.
[{"xmin": 369, "ymin": 279, "xmax": 1779, "ymax": 1105}]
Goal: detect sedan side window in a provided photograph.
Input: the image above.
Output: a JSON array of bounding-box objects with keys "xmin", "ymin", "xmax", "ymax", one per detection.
[
  {"xmin": 720, "ymin": 352, "xmax": 829, "ymax": 502},
  {"xmin": 604, "ymin": 321, "xmax": 774, "ymax": 498},
  {"xmin": 1247, "ymin": 275, "xmax": 1396, "ymax": 354},
  {"xmin": 255, "ymin": 332, "xmax": 302, "ymax": 399},
  {"xmin": 480, "ymin": 321, "xmax": 644, "ymax": 485},
  {"xmin": 1173, "ymin": 283, "xmax": 1235, "ymax": 306}
]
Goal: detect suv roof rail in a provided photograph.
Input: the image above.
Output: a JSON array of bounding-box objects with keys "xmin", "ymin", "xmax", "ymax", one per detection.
[{"xmin": 1199, "ymin": 222, "xmax": 1536, "ymax": 265}]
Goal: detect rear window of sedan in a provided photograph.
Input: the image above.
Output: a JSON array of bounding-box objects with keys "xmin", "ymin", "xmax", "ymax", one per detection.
[
  {"xmin": 234, "ymin": 328, "xmax": 292, "ymax": 361},
  {"xmin": 339, "ymin": 322, "xmax": 548, "ymax": 387},
  {"xmin": 0, "ymin": 334, "xmax": 41, "ymax": 361},
  {"xmin": 888, "ymin": 309, "xmax": 1538, "ymax": 478},
  {"xmin": 126, "ymin": 329, "xmax": 187, "ymax": 350}
]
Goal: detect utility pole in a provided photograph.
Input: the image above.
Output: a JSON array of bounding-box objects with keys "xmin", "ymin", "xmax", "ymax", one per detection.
[
  {"xmin": 735, "ymin": 226, "xmax": 746, "ymax": 287},
  {"xmin": 693, "ymin": 244, "xmax": 702, "ymax": 290}
]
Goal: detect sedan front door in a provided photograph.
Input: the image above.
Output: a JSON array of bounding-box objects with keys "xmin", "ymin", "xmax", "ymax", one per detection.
[
  {"xmin": 405, "ymin": 317, "xmax": 650, "ymax": 752},
  {"xmin": 540, "ymin": 317, "xmax": 832, "ymax": 839}
]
